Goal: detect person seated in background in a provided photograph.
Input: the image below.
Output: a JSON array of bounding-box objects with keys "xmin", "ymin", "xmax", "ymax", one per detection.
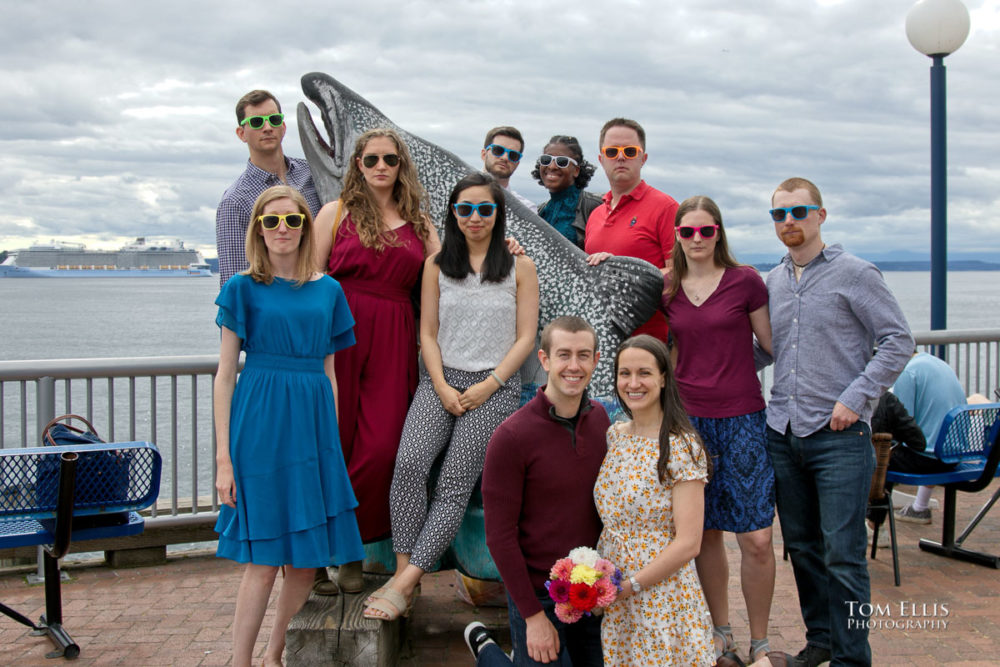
[
  {"xmin": 891, "ymin": 351, "xmax": 967, "ymax": 524},
  {"xmin": 872, "ymin": 390, "xmax": 927, "ymax": 457},
  {"xmin": 867, "ymin": 390, "xmax": 927, "ymax": 543},
  {"xmin": 531, "ymin": 135, "xmax": 603, "ymax": 249}
]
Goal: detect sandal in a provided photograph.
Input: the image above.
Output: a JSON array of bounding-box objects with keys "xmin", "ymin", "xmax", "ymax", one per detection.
[
  {"xmin": 363, "ymin": 587, "xmax": 411, "ymax": 621},
  {"xmin": 366, "ymin": 578, "xmax": 421, "ymax": 605},
  {"xmin": 713, "ymin": 626, "xmax": 738, "ymax": 659},
  {"xmin": 749, "ymin": 639, "xmax": 771, "ymax": 664},
  {"xmin": 365, "ymin": 577, "xmax": 396, "ymax": 605},
  {"xmin": 312, "ymin": 567, "xmax": 340, "ymax": 596}
]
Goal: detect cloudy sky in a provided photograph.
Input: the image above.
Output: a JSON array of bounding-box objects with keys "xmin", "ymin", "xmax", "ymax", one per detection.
[{"xmin": 2, "ymin": 0, "xmax": 998, "ymax": 262}]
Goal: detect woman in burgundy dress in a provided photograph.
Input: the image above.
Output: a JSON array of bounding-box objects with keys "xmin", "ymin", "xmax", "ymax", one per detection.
[{"xmin": 313, "ymin": 128, "xmax": 440, "ymax": 592}]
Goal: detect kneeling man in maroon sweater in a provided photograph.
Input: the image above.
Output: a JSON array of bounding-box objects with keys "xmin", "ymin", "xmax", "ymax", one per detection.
[{"xmin": 471, "ymin": 316, "xmax": 609, "ymax": 666}]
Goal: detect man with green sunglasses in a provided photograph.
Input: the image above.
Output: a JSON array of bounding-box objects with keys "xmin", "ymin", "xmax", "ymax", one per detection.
[{"xmin": 216, "ymin": 89, "xmax": 321, "ymax": 286}]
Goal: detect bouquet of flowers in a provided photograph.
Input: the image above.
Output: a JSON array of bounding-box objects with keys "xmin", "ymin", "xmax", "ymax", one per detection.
[{"xmin": 544, "ymin": 546, "xmax": 623, "ymax": 623}]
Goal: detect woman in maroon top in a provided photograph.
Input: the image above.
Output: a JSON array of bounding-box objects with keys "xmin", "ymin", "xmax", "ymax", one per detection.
[
  {"xmin": 313, "ymin": 128, "xmax": 441, "ymax": 593},
  {"xmin": 661, "ymin": 196, "xmax": 775, "ymax": 664}
]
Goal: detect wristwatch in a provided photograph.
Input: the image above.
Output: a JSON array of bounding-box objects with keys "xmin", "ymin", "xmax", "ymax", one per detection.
[{"xmin": 628, "ymin": 575, "xmax": 642, "ymax": 593}]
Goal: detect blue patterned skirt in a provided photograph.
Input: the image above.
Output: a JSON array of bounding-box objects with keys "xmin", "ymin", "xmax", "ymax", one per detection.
[{"xmin": 690, "ymin": 410, "xmax": 775, "ymax": 533}]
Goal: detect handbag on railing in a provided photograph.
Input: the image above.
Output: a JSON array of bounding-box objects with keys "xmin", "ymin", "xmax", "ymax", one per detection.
[{"xmin": 36, "ymin": 415, "xmax": 130, "ymax": 519}]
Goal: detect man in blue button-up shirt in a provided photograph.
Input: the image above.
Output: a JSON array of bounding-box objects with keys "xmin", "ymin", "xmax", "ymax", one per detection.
[
  {"xmin": 764, "ymin": 177, "xmax": 913, "ymax": 666},
  {"xmin": 215, "ymin": 90, "xmax": 322, "ymax": 286}
]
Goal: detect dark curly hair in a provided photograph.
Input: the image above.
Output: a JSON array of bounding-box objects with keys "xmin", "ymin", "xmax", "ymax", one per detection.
[{"xmin": 530, "ymin": 135, "xmax": 596, "ymax": 190}]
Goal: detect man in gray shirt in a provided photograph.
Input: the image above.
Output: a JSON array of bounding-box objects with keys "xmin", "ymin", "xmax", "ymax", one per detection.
[{"xmin": 764, "ymin": 177, "xmax": 913, "ymax": 666}]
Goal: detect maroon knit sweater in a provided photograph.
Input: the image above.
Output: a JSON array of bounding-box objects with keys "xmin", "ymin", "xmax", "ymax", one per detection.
[{"xmin": 482, "ymin": 388, "xmax": 609, "ymax": 619}]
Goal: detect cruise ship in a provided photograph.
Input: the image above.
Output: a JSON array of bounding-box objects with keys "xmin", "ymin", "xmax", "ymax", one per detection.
[{"xmin": 0, "ymin": 238, "xmax": 212, "ymax": 278}]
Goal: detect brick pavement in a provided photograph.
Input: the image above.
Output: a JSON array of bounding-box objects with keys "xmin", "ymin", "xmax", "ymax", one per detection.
[{"xmin": 1, "ymin": 480, "xmax": 997, "ymax": 666}]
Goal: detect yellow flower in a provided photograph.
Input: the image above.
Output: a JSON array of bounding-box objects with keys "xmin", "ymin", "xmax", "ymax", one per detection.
[{"xmin": 569, "ymin": 564, "xmax": 600, "ymax": 585}]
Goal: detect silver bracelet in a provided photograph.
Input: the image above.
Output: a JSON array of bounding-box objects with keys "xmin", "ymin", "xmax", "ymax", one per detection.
[
  {"xmin": 629, "ymin": 575, "xmax": 642, "ymax": 593},
  {"xmin": 489, "ymin": 370, "xmax": 504, "ymax": 386}
]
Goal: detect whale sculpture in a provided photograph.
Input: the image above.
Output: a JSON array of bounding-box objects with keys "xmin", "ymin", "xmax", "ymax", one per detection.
[{"xmin": 297, "ymin": 72, "xmax": 664, "ymax": 398}]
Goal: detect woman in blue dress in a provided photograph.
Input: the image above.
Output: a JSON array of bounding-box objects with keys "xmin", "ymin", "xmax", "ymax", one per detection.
[{"xmin": 214, "ymin": 185, "xmax": 365, "ymax": 666}]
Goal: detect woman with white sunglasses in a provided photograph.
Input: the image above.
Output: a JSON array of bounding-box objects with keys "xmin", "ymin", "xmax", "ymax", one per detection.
[
  {"xmin": 660, "ymin": 195, "xmax": 776, "ymax": 665},
  {"xmin": 531, "ymin": 135, "xmax": 603, "ymax": 249}
]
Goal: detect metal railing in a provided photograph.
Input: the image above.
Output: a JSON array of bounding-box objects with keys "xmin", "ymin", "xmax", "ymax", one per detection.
[
  {"xmin": 0, "ymin": 356, "xmax": 224, "ymax": 522},
  {"xmin": 2, "ymin": 329, "xmax": 998, "ymax": 538}
]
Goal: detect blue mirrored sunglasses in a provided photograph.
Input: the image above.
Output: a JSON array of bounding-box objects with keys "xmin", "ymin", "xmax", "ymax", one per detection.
[
  {"xmin": 485, "ymin": 144, "xmax": 522, "ymax": 162},
  {"xmin": 453, "ymin": 202, "xmax": 497, "ymax": 218},
  {"xmin": 769, "ymin": 205, "xmax": 818, "ymax": 222}
]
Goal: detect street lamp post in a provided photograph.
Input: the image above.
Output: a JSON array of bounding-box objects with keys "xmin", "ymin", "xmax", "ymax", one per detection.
[{"xmin": 905, "ymin": 0, "xmax": 970, "ymax": 334}]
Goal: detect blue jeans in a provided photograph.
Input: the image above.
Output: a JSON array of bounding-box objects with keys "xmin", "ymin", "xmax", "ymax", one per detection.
[
  {"xmin": 477, "ymin": 593, "xmax": 603, "ymax": 667},
  {"xmin": 767, "ymin": 423, "xmax": 874, "ymax": 666}
]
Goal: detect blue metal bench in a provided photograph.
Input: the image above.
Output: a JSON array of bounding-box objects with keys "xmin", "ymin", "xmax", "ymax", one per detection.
[
  {"xmin": 0, "ymin": 442, "xmax": 161, "ymax": 659},
  {"xmin": 886, "ymin": 403, "xmax": 1000, "ymax": 568}
]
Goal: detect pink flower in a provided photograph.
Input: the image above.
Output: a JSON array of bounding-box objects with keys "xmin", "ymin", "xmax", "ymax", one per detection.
[
  {"xmin": 554, "ymin": 601, "xmax": 585, "ymax": 624},
  {"xmin": 593, "ymin": 577, "xmax": 617, "ymax": 607},
  {"xmin": 593, "ymin": 558, "xmax": 616, "ymax": 577},
  {"xmin": 548, "ymin": 579, "xmax": 571, "ymax": 603},
  {"xmin": 549, "ymin": 558, "xmax": 574, "ymax": 581}
]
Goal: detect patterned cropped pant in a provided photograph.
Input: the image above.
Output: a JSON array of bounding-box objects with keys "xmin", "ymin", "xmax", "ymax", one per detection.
[{"xmin": 389, "ymin": 367, "xmax": 519, "ymax": 571}]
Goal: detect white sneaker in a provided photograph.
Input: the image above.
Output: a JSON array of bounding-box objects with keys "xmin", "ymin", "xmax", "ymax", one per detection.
[{"xmin": 463, "ymin": 621, "xmax": 497, "ymax": 659}]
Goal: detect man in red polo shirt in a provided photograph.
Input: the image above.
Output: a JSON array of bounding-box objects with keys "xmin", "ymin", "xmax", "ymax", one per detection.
[{"xmin": 584, "ymin": 118, "xmax": 677, "ymax": 343}]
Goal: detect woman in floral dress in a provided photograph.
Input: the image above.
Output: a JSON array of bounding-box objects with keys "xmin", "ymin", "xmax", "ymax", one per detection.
[{"xmin": 595, "ymin": 335, "xmax": 715, "ymax": 666}]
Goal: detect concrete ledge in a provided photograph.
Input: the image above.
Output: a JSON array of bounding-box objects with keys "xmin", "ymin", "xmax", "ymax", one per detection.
[{"xmin": 105, "ymin": 545, "xmax": 167, "ymax": 568}]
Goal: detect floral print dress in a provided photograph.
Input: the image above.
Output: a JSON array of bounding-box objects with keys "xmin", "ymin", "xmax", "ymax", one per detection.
[{"xmin": 595, "ymin": 426, "xmax": 715, "ymax": 666}]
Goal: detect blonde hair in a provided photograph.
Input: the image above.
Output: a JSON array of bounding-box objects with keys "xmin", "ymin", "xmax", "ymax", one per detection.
[
  {"xmin": 244, "ymin": 185, "xmax": 316, "ymax": 286},
  {"xmin": 340, "ymin": 128, "xmax": 433, "ymax": 251}
]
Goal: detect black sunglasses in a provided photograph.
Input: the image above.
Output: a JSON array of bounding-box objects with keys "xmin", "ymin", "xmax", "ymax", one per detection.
[
  {"xmin": 240, "ymin": 114, "xmax": 284, "ymax": 130},
  {"xmin": 361, "ymin": 153, "xmax": 400, "ymax": 168}
]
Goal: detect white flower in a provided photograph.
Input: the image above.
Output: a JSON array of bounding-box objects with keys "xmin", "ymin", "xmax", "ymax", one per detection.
[{"xmin": 569, "ymin": 546, "xmax": 599, "ymax": 568}]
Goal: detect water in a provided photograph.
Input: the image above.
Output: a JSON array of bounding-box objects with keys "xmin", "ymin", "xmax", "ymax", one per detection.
[
  {"xmin": 1, "ymin": 278, "xmax": 221, "ymax": 361},
  {"xmin": 2, "ymin": 271, "xmax": 997, "ymax": 455},
  {"xmin": 880, "ymin": 272, "xmax": 1000, "ymax": 333},
  {"xmin": 1, "ymin": 272, "xmax": 997, "ymax": 363}
]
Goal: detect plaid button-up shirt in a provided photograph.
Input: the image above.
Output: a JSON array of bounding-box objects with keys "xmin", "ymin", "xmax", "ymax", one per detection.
[{"xmin": 214, "ymin": 157, "xmax": 322, "ymax": 286}]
